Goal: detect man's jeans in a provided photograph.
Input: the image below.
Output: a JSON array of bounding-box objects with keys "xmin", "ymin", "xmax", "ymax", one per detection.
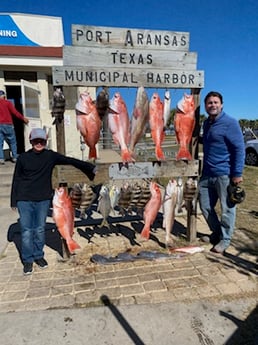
[
  {"xmin": 17, "ymin": 200, "xmax": 50, "ymax": 263},
  {"xmin": 198, "ymin": 175, "xmax": 236, "ymax": 248},
  {"xmin": 0, "ymin": 124, "xmax": 17, "ymax": 160}
]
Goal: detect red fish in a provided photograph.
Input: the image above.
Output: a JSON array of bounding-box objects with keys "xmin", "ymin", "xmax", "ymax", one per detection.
[
  {"xmin": 75, "ymin": 91, "xmax": 102, "ymax": 160},
  {"xmin": 174, "ymin": 93, "xmax": 195, "ymax": 160},
  {"xmin": 52, "ymin": 187, "xmax": 81, "ymax": 254},
  {"xmin": 149, "ymin": 93, "xmax": 165, "ymax": 161},
  {"xmin": 141, "ymin": 181, "xmax": 162, "ymax": 240},
  {"xmin": 108, "ymin": 92, "xmax": 133, "ymax": 163}
]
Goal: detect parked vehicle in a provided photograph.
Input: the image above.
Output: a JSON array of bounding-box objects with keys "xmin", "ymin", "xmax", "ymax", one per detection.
[{"xmin": 245, "ymin": 139, "xmax": 258, "ymax": 166}]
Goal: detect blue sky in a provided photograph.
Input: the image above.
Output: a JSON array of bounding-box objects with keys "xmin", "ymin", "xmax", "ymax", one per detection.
[{"xmin": 1, "ymin": 0, "xmax": 258, "ymax": 120}]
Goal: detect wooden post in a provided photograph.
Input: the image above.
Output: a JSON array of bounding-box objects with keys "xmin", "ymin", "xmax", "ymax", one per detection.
[{"xmin": 55, "ymin": 121, "xmax": 66, "ymax": 155}]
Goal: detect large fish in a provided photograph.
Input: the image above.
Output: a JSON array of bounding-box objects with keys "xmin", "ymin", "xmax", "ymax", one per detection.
[
  {"xmin": 163, "ymin": 179, "xmax": 178, "ymax": 248},
  {"xmin": 52, "ymin": 187, "xmax": 81, "ymax": 254},
  {"xmin": 149, "ymin": 93, "xmax": 165, "ymax": 161},
  {"xmin": 129, "ymin": 86, "xmax": 149, "ymax": 155},
  {"xmin": 79, "ymin": 183, "xmax": 96, "ymax": 219},
  {"xmin": 51, "ymin": 88, "xmax": 65, "ymax": 125},
  {"xmin": 163, "ymin": 90, "xmax": 171, "ymax": 127},
  {"xmin": 75, "ymin": 91, "xmax": 102, "ymax": 160},
  {"xmin": 140, "ymin": 181, "xmax": 162, "ymax": 240},
  {"xmin": 174, "ymin": 93, "xmax": 195, "ymax": 160},
  {"xmin": 176, "ymin": 177, "xmax": 184, "ymax": 213},
  {"xmin": 97, "ymin": 185, "xmax": 111, "ymax": 228},
  {"xmin": 108, "ymin": 92, "xmax": 133, "ymax": 163}
]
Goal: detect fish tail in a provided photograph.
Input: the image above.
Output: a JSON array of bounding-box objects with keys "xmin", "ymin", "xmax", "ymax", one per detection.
[
  {"xmin": 140, "ymin": 226, "xmax": 150, "ymax": 240},
  {"xmin": 176, "ymin": 147, "xmax": 192, "ymax": 160},
  {"xmin": 155, "ymin": 146, "xmax": 165, "ymax": 161},
  {"xmin": 66, "ymin": 239, "xmax": 81, "ymax": 254},
  {"xmin": 121, "ymin": 148, "xmax": 135, "ymax": 163},
  {"xmin": 88, "ymin": 147, "xmax": 97, "ymax": 160}
]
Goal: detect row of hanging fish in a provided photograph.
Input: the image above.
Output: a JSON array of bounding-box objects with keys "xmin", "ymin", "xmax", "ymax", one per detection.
[
  {"xmin": 66, "ymin": 178, "xmax": 197, "ymax": 248},
  {"xmin": 74, "ymin": 87, "xmax": 196, "ymax": 162}
]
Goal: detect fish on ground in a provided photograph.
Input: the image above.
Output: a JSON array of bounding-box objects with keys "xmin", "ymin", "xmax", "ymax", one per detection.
[
  {"xmin": 149, "ymin": 93, "xmax": 165, "ymax": 161},
  {"xmin": 140, "ymin": 181, "xmax": 162, "ymax": 240},
  {"xmin": 108, "ymin": 92, "xmax": 133, "ymax": 163},
  {"xmin": 163, "ymin": 179, "xmax": 178, "ymax": 248},
  {"xmin": 174, "ymin": 93, "xmax": 195, "ymax": 160},
  {"xmin": 95, "ymin": 87, "xmax": 109, "ymax": 120},
  {"xmin": 97, "ymin": 184, "xmax": 111, "ymax": 228},
  {"xmin": 163, "ymin": 90, "xmax": 171, "ymax": 128},
  {"xmin": 51, "ymin": 88, "xmax": 65, "ymax": 125},
  {"xmin": 129, "ymin": 86, "xmax": 149, "ymax": 155},
  {"xmin": 52, "ymin": 187, "xmax": 81, "ymax": 254},
  {"xmin": 75, "ymin": 91, "xmax": 102, "ymax": 160},
  {"xmin": 170, "ymin": 246, "xmax": 204, "ymax": 254}
]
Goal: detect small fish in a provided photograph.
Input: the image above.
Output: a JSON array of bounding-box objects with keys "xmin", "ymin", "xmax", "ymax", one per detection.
[
  {"xmin": 128, "ymin": 182, "xmax": 142, "ymax": 212},
  {"xmin": 141, "ymin": 181, "xmax": 162, "ymax": 240},
  {"xmin": 51, "ymin": 88, "xmax": 65, "ymax": 125},
  {"xmin": 118, "ymin": 182, "xmax": 133, "ymax": 216},
  {"xmin": 97, "ymin": 185, "xmax": 111, "ymax": 228},
  {"xmin": 79, "ymin": 183, "xmax": 96, "ymax": 219},
  {"xmin": 52, "ymin": 187, "xmax": 80, "ymax": 254},
  {"xmin": 174, "ymin": 93, "xmax": 195, "ymax": 160},
  {"xmin": 76, "ymin": 91, "xmax": 102, "ymax": 160},
  {"xmin": 183, "ymin": 177, "xmax": 198, "ymax": 201},
  {"xmin": 109, "ymin": 184, "xmax": 120, "ymax": 215},
  {"xmin": 136, "ymin": 182, "xmax": 151, "ymax": 215},
  {"xmin": 163, "ymin": 90, "xmax": 171, "ymax": 127},
  {"xmin": 69, "ymin": 183, "xmax": 82, "ymax": 209},
  {"xmin": 129, "ymin": 86, "xmax": 149, "ymax": 154},
  {"xmin": 163, "ymin": 179, "xmax": 178, "ymax": 248},
  {"xmin": 108, "ymin": 92, "xmax": 133, "ymax": 163},
  {"xmin": 149, "ymin": 93, "xmax": 165, "ymax": 161},
  {"xmin": 176, "ymin": 177, "xmax": 184, "ymax": 213},
  {"xmin": 96, "ymin": 87, "xmax": 109, "ymax": 120}
]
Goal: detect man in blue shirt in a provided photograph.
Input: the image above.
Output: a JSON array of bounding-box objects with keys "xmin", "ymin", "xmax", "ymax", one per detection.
[{"xmin": 199, "ymin": 91, "xmax": 245, "ymax": 254}]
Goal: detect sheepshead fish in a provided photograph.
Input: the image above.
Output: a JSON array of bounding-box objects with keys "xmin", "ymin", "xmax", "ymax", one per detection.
[
  {"xmin": 149, "ymin": 93, "xmax": 165, "ymax": 161},
  {"xmin": 52, "ymin": 187, "xmax": 81, "ymax": 254},
  {"xmin": 97, "ymin": 185, "xmax": 111, "ymax": 228},
  {"xmin": 51, "ymin": 88, "xmax": 65, "ymax": 125},
  {"xmin": 140, "ymin": 181, "xmax": 162, "ymax": 240},
  {"xmin": 174, "ymin": 93, "xmax": 195, "ymax": 160},
  {"xmin": 136, "ymin": 181, "xmax": 151, "ymax": 216},
  {"xmin": 76, "ymin": 91, "xmax": 102, "ymax": 160},
  {"xmin": 69, "ymin": 183, "xmax": 82, "ymax": 209},
  {"xmin": 163, "ymin": 179, "xmax": 178, "ymax": 248},
  {"xmin": 163, "ymin": 90, "xmax": 171, "ymax": 127},
  {"xmin": 96, "ymin": 87, "xmax": 109, "ymax": 120},
  {"xmin": 118, "ymin": 182, "xmax": 133, "ymax": 216},
  {"xmin": 79, "ymin": 183, "xmax": 96, "ymax": 219},
  {"xmin": 108, "ymin": 92, "xmax": 133, "ymax": 163},
  {"xmin": 129, "ymin": 86, "xmax": 149, "ymax": 154}
]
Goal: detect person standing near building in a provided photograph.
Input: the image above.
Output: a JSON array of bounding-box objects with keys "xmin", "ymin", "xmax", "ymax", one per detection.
[
  {"xmin": 0, "ymin": 90, "xmax": 29, "ymax": 164},
  {"xmin": 11, "ymin": 128, "xmax": 97, "ymax": 275},
  {"xmin": 199, "ymin": 91, "xmax": 245, "ymax": 254}
]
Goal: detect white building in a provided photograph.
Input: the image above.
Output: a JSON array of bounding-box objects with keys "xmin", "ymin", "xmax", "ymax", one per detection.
[{"xmin": 0, "ymin": 13, "xmax": 94, "ymax": 159}]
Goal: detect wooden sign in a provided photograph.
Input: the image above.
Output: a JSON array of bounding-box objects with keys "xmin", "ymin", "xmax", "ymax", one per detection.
[
  {"xmin": 53, "ymin": 66, "xmax": 204, "ymax": 88},
  {"xmin": 63, "ymin": 45, "xmax": 197, "ymax": 70},
  {"xmin": 72, "ymin": 25, "xmax": 190, "ymax": 51}
]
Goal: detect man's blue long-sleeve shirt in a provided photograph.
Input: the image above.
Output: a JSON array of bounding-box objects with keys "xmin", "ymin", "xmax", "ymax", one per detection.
[{"xmin": 201, "ymin": 111, "xmax": 245, "ymax": 178}]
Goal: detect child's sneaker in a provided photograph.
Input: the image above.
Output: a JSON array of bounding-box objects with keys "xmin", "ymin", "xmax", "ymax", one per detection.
[
  {"xmin": 35, "ymin": 258, "xmax": 48, "ymax": 269},
  {"xmin": 23, "ymin": 263, "xmax": 33, "ymax": 275}
]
